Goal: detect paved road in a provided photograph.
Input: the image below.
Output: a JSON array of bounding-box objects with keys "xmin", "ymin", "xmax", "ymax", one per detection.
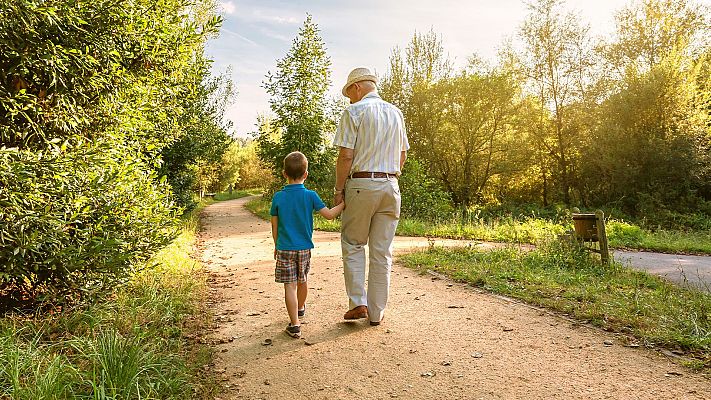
[{"xmin": 614, "ymin": 250, "xmax": 711, "ymax": 291}]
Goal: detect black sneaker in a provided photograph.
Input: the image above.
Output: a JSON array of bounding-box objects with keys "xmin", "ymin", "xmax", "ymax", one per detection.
[
  {"xmin": 285, "ymin": 324, "xmax": 301, "ymax": 338},
  {"xmin": 298, "ymin": 305, "xmax": 306, "ymax": 318}
]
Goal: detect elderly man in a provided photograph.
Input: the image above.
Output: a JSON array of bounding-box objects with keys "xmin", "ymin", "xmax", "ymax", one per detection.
[{"xmin": 333, "ymin": 67, "xmax": 409, "ymax": 326}]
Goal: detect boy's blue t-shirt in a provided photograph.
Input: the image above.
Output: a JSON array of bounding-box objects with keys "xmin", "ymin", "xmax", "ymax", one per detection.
[{"xmin": 270, "ymin": 184, "xmax": 326, "ymax": 251}]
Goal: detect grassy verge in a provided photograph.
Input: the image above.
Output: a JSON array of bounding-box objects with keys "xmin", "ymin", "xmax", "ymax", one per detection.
[
  {"xmin": 400, "ymin": 242, "xmax": 711, "ymax": 370},
  {"xmin": 0, "ymin": 205, "xmax": 217, "ymax": 399},
  {"xmin": 245, "ymin": 197, "xmax": 711, "ymax": 254},
  {"xmin": 606, "ymin": 220, "xmax": 711, "ymax": 254},
  {"xmin": 212, "ymin": 188, "xmax": 262, "ymax": 202}
]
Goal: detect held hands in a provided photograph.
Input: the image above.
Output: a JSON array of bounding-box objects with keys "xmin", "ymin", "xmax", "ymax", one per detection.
[{"xmin": 334, "ymin": 192, "xmax": 345, "ymax": 209}]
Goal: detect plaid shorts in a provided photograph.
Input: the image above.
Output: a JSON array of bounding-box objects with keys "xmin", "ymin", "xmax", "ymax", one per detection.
[{"xmin": 275, "ymin": 249, "xmax": 311, "ymax": 283}]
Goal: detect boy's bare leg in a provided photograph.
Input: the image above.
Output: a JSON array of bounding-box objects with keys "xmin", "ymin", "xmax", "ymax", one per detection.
[
  {"xmin": 284, "ymin": 282, "xmax": 299, "ymax": 326},
  {"xmin": 297, "ymin": 281, "xmax": 308, "ymax": 312}
]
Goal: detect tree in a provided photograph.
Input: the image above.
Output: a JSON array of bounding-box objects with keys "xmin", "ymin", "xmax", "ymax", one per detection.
[
  {"xmin": 518, "ymin": 0, "xmax": 595, "ymax": 205},
  {"xmin": 159, "ymin": 69, "xmax": 235, "ymax": 208},
  {"xmin": 217, "ymin": 139, "xmax": 274, "ymax": 191},
  {"xmin": 581, "ymin": 0, "xmax": 710, "ymax": 214},
  {"xmin": 606, "ymin": 0, "xmax": 708, "ymax": 73},
  {"xmin": 255, "ymin": 15, "xmax": 336, "ymax": 191},
  {"xmin": 380, "ymin": 29, "xmax": 452, "ymax": 162},
  {"xmin": 430, "ymin": 63, "xmax": 522, "ymax": 206}
]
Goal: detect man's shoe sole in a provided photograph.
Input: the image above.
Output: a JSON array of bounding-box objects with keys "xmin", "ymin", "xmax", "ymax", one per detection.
[{"xmin": 344, "ymin": 313, "xmax": 368, "ymax": 320}]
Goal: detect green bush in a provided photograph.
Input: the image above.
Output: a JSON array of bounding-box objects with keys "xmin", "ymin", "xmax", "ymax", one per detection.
[
  {"xmin": 606, "ymin": 220, "xmax": 645, "ymax": 247},
  {"xmin": 0, "ymin": 144, "xmax": 178, "ymax": 306},
  {"xmin": 0, "ymin": 0, "xmax": 222, "ymax": 307},
  {"xmin": 399, "ymin": 157, "xmax": 453, "ymax": 220}
]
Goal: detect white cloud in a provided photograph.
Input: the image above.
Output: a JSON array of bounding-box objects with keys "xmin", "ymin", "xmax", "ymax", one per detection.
[
  {"xmin": 219, "ymin": 1, "xmax": 236, "ymax": 15},
  {"xmin": 252, "ymin": 10, "xmax": 300, "ymax": 25}
]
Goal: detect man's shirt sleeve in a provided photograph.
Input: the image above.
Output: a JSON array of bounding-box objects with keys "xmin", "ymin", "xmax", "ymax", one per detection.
[
  {"xmin": 399, "ymin": 110, "xmax": 410, "ymax": 151},
  {"xmin": 333, "ymin": 109, "xmax": 357, "ymax": 149}
]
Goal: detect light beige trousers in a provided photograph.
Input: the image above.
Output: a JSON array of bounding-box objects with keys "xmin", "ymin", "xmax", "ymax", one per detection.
[{"xmin": 341, "ymin": 177, "xmax": 401, "ymax": 323}]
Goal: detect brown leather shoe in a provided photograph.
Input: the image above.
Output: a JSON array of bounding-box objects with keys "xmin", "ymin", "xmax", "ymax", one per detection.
[{"xmin": 343, "ymin": 305, "xmax": 368, "ymax": 320}]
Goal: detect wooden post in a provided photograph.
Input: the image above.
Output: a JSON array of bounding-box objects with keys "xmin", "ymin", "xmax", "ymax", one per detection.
[{"xmin": 595, "ymin": 210, "xmax": 610, "ymax": 264}]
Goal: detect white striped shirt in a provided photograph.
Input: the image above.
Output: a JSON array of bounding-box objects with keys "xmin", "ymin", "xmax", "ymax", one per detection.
[{"xmin": 333, "ymin": 91, "xmax": 409, "ymax": 175}]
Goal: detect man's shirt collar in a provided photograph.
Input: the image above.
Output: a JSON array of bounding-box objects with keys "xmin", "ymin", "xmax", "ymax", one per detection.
[{"xmin": 360, "ymin": 91, "xmax": 381, "ymax": 102}]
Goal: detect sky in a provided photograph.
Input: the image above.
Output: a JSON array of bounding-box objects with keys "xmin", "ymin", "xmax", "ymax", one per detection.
[{"xmin": 205, "ymin": 0, "xmax": 637, "ymax": 137}]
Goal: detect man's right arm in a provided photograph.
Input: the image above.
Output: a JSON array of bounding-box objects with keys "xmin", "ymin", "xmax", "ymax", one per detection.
[{"xmin": 334, "ymin": 147, "xmax": 354, "ymax": 205}]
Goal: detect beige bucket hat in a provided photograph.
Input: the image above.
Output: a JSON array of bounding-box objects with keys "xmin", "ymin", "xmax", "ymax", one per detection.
[{"xmin": 341, "ymin": 67, "xmax": 378, "ymax": 96}]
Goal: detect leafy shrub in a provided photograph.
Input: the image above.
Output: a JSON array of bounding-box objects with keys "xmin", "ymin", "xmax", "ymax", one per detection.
[
  {"xmin": 0, "ymin": 0, "xmax": 222, "ymax": 307},
  {"xmin": 606, "ymin": 220, "xmax": 645, "ymax": 247},
  {"xmin": 0, "ymin": 143, "xmax": 178, "ymax": 307},
  {"xmin": 399, "ymin": 157, "xmax": 454, "ymax": 220}
]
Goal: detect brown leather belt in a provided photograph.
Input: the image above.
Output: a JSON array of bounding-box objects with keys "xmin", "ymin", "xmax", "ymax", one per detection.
[{"xmin": 350, "ymin": 172, "xmax": 397, "ymax": 179}]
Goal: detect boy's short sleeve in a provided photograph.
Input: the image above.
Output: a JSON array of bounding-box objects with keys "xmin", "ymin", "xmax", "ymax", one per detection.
[
  {"xmin": 310, "ymin": 191, "xmax": 326, "ymax": 212},
  {"xmin": 270, "ymin": 193, "xmax": 280, "ymax": 216}
]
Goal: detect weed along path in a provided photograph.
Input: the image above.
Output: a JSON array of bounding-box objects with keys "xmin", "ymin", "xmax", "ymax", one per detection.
[{"xmin": 198, "ymin": 196, "xmax": 710, "ymax": 399}]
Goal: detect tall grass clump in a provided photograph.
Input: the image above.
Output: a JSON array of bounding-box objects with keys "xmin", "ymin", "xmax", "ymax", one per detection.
[{"xmin": 0, "ymin": 205, "xmax": 216, "ymax": 398}]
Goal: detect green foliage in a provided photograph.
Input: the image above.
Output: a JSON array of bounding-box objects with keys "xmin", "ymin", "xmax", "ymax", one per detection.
[
  {"xmin": 0, "ymin": 206, "xmax": 215, "ymax": 398},
  {"xmin": 582, "ymin": 49, "xmax": 709, "ymax": 214},
  {"xmin": 218, "ymin": 139, "xmax": 274, "ymax": 191},
  {"xmin": 0, "ymin": 143, "xmax": 179, "ymax": 305},
  {"xmin": 255, "ymin": 15, "xmax": 337, "ymax": 193},
  {"xmin": 373, "ymin": 0, "xmax": 711, "ymax": 222},
  {"xmin": 401, "ymin": 241, "xmax": 711, "ymax": 368},
  {"xmin": 159, "ymin": 72, "xmax": 235, "ymax": 210},
  {"xmin": 0, "ymin": 0, "xmax": 227, "ymax": 305},
  {"xmin": 0, "ymin": 0, "xmax": 220, "ymax": 150},
  {"xmin": 247, "ymin": 196, "xmax": 711, "ymax": 253},
  {"xmin": 399, "ymin": 158, "xmax": 453, "ymax": 220}
]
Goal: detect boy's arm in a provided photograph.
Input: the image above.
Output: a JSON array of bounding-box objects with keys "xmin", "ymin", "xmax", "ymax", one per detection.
[
  {"xmin": 271, "ymin": 216, "xmax": 278, "ymax": 259},
  {"xmin": 318, "ymin": 201, "xmax": 345, "ymax": 220}
]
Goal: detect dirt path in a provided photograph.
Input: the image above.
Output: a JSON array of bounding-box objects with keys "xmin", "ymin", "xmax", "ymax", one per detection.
[{"xmin": 198, "ymin": 197, "xmax": 710, "ymax": 399}]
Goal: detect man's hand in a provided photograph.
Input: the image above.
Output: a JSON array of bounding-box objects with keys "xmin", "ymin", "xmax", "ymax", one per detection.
[{"xmin": 334, "ymin": 191, "xmax": 345, "ymax": 208}]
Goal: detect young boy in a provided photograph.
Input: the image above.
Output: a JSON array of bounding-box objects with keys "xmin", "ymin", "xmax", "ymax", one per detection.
[{"xmin": 270, "ymin": 151, "xmax": 344, "ymax": 338}]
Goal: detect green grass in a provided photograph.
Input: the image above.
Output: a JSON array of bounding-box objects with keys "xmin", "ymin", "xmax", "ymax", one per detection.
[
  {"xmin": 212, "ymin": 188, "xmax": 262, "ymax": 202},
  {"xmin": 400, "ymin": 242, "xmax": 711, "ymax": 370},
  {"xmin": 245, "ymin": 197, "xmax": 711, "ymax": 254},
  {"xmin": 607, "ymin": 220, "xmax": 711, "ymax": 254},
  {"xmin": 0, "ymin": 205, "xmax": 217, "ymax": 399}
]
